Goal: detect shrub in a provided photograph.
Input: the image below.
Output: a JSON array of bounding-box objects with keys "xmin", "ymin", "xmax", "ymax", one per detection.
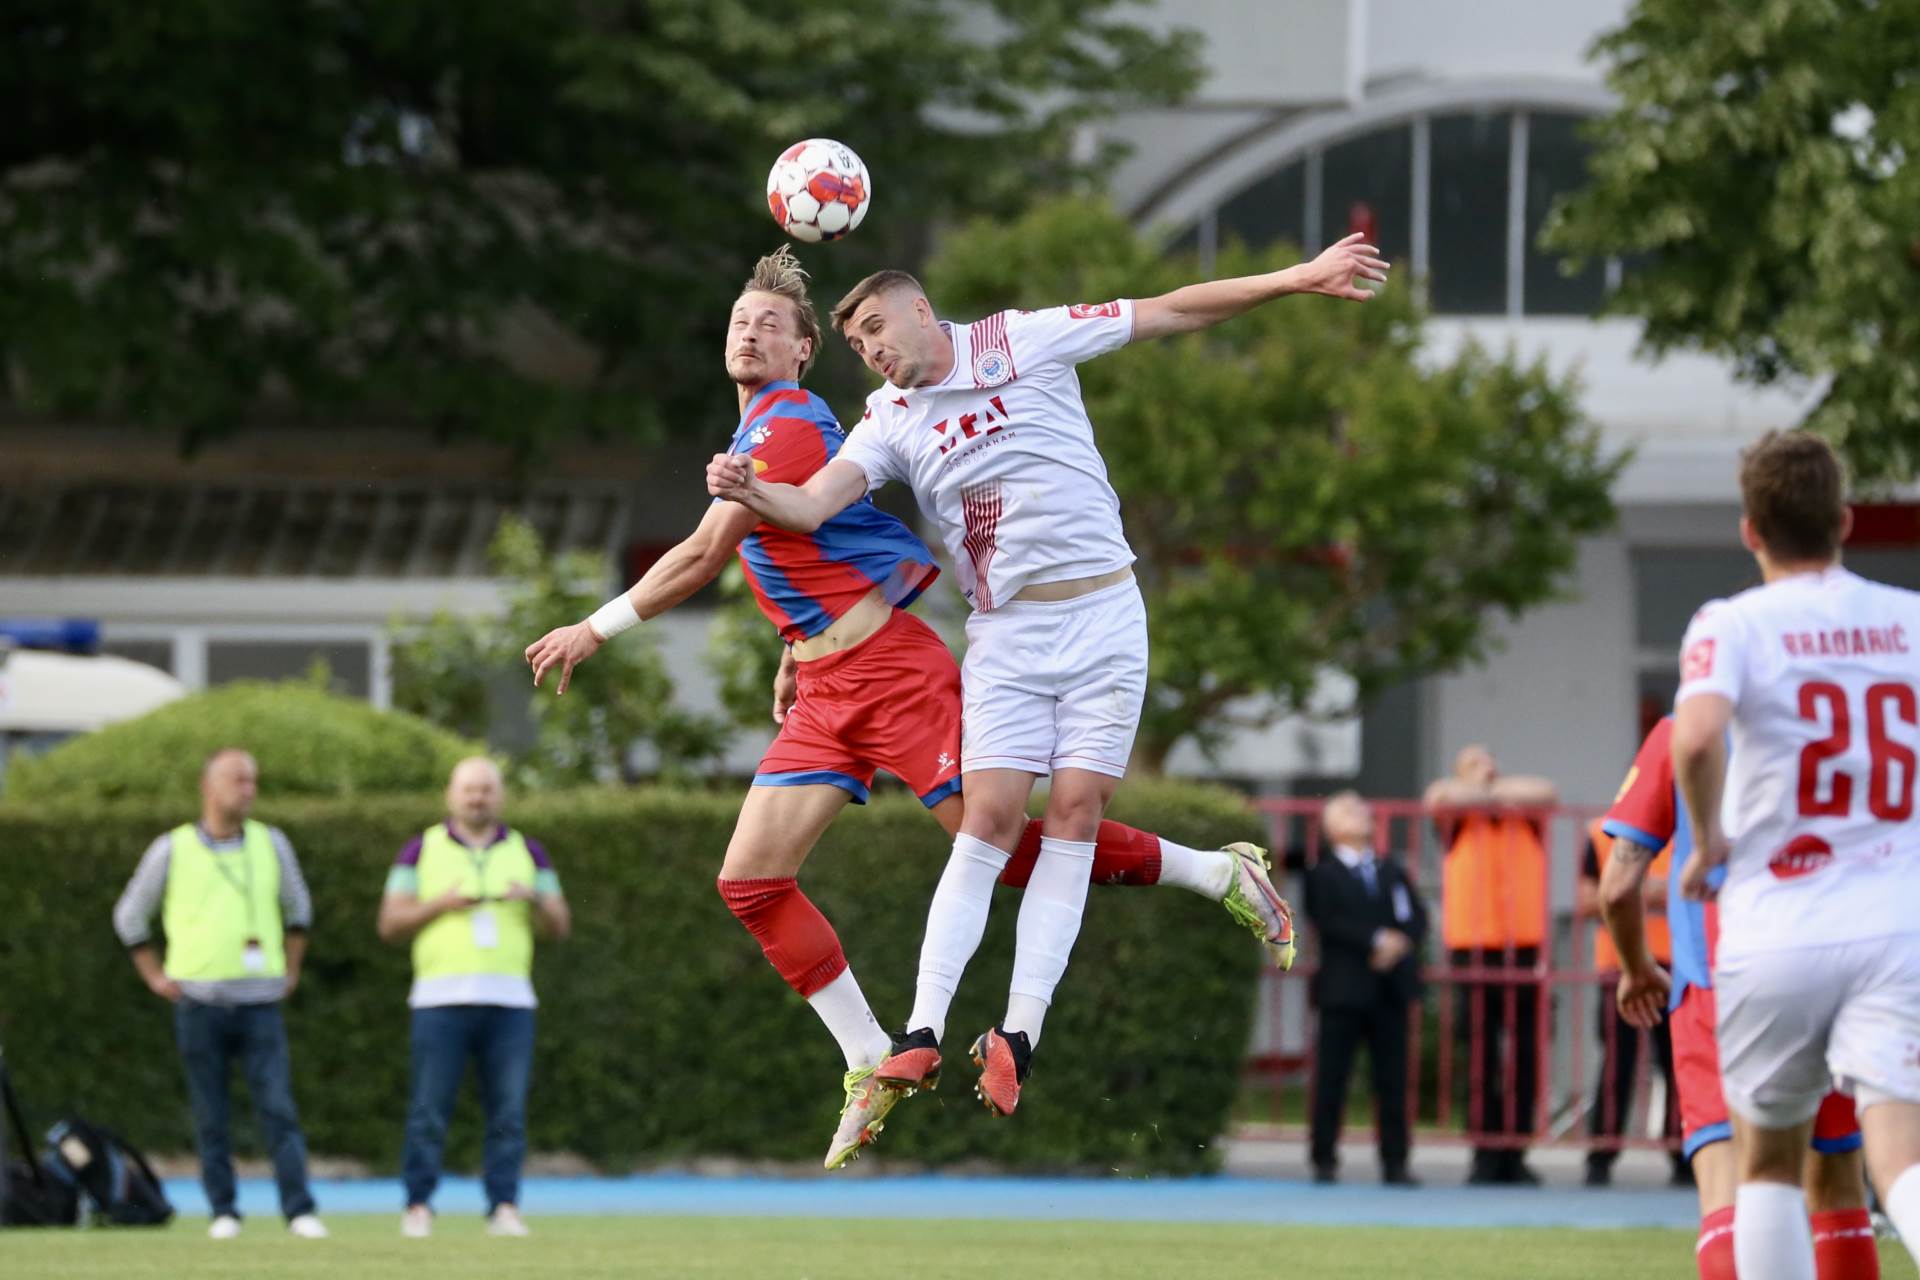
[
  {"xmin": 2, "ymin": 681, "xmax": 483, "ymax": 808},
  {"xmin": 0, "ymin": 780, "xmax": 1262, "ymax": 1173}
]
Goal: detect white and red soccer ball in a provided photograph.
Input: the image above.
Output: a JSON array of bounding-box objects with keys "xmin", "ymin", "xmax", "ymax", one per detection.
[{"xmin": 766, "ymin": 139, "xmax": 870, "ymax": 243}]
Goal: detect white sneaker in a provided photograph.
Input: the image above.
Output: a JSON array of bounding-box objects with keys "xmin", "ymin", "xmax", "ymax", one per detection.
[
  {"xmin": 288, "ymin": 1213, "xmax": 330, "ymax": 1239},
  {"xmin": 401, "ymin": 1205, "xmax": 433, "ymax": 1238},
  {"xmin": 486, "ymin": 1204, "xmax": 530, "ymax": 1237},
  {"xmin": 207, "ymin": 1214, "xmax": 242, "ymax": 1240}
]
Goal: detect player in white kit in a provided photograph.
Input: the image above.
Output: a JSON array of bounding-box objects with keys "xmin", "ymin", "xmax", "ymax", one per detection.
[
  {"xmin": 708, "ymin": 233, "xmax": 1388, "ymax": 1115},
  {"xmin": 1672, "ymin": 431, "xmax": 1920, "ymax": 1278}
]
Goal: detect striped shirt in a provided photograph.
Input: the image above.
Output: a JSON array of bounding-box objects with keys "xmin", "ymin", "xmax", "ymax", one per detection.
[{"xmin": 113, "ymin": 823, "xmax": 314, "ymax": 1006}]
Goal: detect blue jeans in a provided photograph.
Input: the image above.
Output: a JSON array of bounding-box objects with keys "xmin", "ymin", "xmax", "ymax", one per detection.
[
  {"xmin": 400, "ymin": 1005, "xmax": 534, "ymax": 1213},
  {"xmin": 173, "ymin": 999, "xmax": 316, "ymax": 1221}
]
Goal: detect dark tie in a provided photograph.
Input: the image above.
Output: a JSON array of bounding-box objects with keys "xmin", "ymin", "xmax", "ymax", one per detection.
[{"xmin": 1358, "ymin": 857, "xmax": 1379, "ymax": 898}]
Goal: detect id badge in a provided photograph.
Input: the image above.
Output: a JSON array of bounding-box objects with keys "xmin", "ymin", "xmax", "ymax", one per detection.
[
  {"xmin": 1392, "ymin": 884, "xmax": 1413, "ymax": 924},
  {"xmin": 242, "ymin": 939, "xmax": 267, "ymax": 974},
  {"xmin": 471, "ymin": 908, "xmax": 500, "ymax": 950}
]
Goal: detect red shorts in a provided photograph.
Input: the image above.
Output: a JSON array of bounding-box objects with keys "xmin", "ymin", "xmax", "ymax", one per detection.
[
  {"xmin": 754, "ymin": 609, "xmax": 963, "ymax": 807},
  {"xmin": 1671, "ymin": 983, "xmax": 1861, "ymax": 1159}
]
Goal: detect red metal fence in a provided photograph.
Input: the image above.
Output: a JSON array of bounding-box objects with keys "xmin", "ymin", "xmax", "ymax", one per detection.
[{"xmin": 1240, "ymin": 797, "xmax": 1682, "ymax": 1158}]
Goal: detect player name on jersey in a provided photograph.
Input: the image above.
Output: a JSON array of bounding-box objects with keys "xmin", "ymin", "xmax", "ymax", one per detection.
[{"xmin": 1781, "ymin": 625, "xmax": 1910, "ymax": 657}]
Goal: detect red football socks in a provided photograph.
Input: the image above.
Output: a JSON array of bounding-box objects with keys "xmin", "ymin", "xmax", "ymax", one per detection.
[
  {"xmin": 1697, "ymin": 1206, "xmax": 1737, "ymax": 1280},
  {"xmin": 717, "ymin": 876, "xmax": 848, "ymax": 997},
  {"xmin": 1811, "ymin": 1207, "xmax": 1879, "ymax": 1280},
  {"xmin": 999, "ymin": 819, "xmax": 1162, "ymax": 889}
]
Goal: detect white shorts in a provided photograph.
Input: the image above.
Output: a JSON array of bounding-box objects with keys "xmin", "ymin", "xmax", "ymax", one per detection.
[
  {"xmin": 1715, "ymin": 931, "xmax": 1920, "ymax": 1128},
  {"xmin": 960, "ymin": 578, "xmax": 1146, "ymax": 779}
]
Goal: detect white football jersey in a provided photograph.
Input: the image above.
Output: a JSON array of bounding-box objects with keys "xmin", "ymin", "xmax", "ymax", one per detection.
[
  {"xmin": 835, "ymin": 302, "xmax": 1138, "ymax": 610},
  {"xmin": 1675, "ymin": 567, "xmax": 1920, "ymax": 958}
]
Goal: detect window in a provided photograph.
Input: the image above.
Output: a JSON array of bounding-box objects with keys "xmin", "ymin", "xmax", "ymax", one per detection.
[
  {"xmin": 1168, "ymin": 103, "xmax": 1612, "ymax": 317},
  {"xmin": 1633, "ymin": 548, "xmax": 1760, "ymax": 651},
  {"xmin": 206, "ymin": 641, "xmax": 372, "ymax": 698},
  {"xmin": 1320, "ymin": 126, "xmax": 1411, "ymax": 268},
  {"xmin": 1216, "ymin": 162, "xmax": 1305, "ymax": 256},
  {"xmin": 1525, "ymin": 113, "xmax": 1607, "ymax": 315},
  {"xmin": 1427, "ymin": 112, "xmax": 1511, "ymax": 315}
]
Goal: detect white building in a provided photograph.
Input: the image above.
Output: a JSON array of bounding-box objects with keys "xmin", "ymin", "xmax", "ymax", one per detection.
[{"xmin": 1102, "ymin": 0, "xmax": 1919, "ymax": 803}]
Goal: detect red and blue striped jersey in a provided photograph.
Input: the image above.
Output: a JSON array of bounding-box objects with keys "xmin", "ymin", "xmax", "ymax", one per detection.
[
  {"xmin": 728, "ymin": 382, "xmax": 939, "ymax": 642},
  {"xmin": 1601, "ymin": 716, "xmax": 1724, "ymax": 1009}
]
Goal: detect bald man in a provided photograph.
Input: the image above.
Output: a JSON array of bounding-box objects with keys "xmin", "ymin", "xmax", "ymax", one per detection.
[
  {"xmin": 113, "ymin": 748, "xmax": 326, "ymax": 1239},
  {"xmin": 1424, "ymin": 743, "xmax": 1558, "ymax": 1186},
  {"xmin": 378, "ymin": 758, "xmax": 569, "ymax": 1239},
  {"xmin": 1305, "ymin": 792, "xmax": 1427, "ymax": 1186}
]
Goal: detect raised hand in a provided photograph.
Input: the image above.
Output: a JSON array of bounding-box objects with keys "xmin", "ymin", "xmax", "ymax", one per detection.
[
  {"xmin": 1297, "ymin": 232, "xmax": 1391, "ymax": 301},
  {"xmin": 525, "ymin": 620, "xmax": 604, "ymax": 696}
]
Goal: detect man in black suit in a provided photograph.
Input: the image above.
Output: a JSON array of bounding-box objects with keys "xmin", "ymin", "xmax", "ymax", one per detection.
[{"xmin": 1306, "ymin": 791, "xmax": 1428, "ymax": 1186}]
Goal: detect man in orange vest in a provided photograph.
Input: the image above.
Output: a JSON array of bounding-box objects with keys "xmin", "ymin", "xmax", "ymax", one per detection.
[
  {"xmin": 1424, "ymin": 744, "xmax": 1557, "ymax": 1186},
  {"xmin": 1577, "ymin": 818, "xmax": 1685, "ymax": 1186}
]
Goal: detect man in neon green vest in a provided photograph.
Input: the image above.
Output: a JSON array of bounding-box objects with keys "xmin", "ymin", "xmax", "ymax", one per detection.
[
  {"xmin": 112, "ymin": 747, "xmax": 327, "ymax": 1240},
  {"xmin": 378, "ymin": 756, "xmax": 570, "ymax": 1239}
]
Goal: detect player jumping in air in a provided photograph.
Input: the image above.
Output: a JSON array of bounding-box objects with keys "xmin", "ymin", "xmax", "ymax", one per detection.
[
  {"xmin": 708, "ymin": 233, "xmax": 1388, "ymax": 1117},
  {"xmin": 524, "ymin": 248, "xmax": 1294, "ymax": 1169},
  {"xmin": 1671, "ymin": 431, "xmax": 1920, "ymax": 1278},
  {"xmin": 1598, "ymin": 717, "xmax": 1878, "ymax": 1280}
]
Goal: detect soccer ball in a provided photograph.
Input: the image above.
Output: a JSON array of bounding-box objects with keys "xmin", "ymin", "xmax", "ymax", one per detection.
[{"xmin": 766, "ymin": 139, "xmax": 871, "ymax": 244}]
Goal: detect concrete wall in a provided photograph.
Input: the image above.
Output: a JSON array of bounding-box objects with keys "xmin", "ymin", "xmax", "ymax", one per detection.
[{"xmin": 1426, "ymin": 535, "xmax": 1636, "ymax": 808}]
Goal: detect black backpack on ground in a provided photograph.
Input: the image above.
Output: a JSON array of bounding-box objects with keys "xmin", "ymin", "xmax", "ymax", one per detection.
[
  {"xmin": 0, "ymin": 1053, "xmax": 79, "ymax": 1227},
  {"xmin": 44, "ymin": 1117, "xmax": 174, "ymax": 1227}
]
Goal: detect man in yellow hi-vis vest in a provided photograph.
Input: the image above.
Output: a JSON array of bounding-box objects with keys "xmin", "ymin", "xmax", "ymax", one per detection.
[
  {"xmin": 377, "ymin": 757, "xmax": 569, "ymax": 1239},
  {"xmin": 112, "ymin": 748, "xmax": 327, "ymax": 1240}
]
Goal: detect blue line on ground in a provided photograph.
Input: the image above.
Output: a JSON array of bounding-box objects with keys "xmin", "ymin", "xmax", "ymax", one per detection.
[{"xmin": 164, "ymin": 1175, "xmax": 1699, "ymax": 1231}]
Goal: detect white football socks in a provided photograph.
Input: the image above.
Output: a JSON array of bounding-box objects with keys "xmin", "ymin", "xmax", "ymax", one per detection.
[
  {"xmin": 1155, "ymin": 838, "xmax": 1235, "ymax": 899},
  {"xmin": 1885, "ymin": 1163, "xmax": 1920, "ymax": 1270},
  {"xmin": 806, "ymin": 969, "xmax": 891, "ymax": 1070},
  {"xmin": 905, "ymin": 833, "xmax": 1011, "ymax": 1042},
  {"xmin": 1734, "ymin": 1181, "xmax": 1814, "ymax": 1280},
  {"xmin": 1002, "ymin": 836, "xmax": 1096, "ymax": 1048}
]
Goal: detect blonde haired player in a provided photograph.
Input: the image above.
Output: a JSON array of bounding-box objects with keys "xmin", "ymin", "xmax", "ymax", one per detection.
[
  {"xmin": 1673, "ymin": 430, "xmax": 1920, "ymax": 1279},
  {"xmin": 528, "ymin": 248, "xmax": 1300, "ymax": 1166},
  {"xmin": 708, "ymin": 234, "xmax": 1386, "ymax": 1114}
]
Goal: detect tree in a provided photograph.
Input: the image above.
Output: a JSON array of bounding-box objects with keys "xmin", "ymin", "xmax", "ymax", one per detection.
[
  {"xmin": 391, "ymin": 515, "xmax": 727, "ymax": 784},
  {"xmin": 0, "ymin": 1, "xmax": 1199, "ymax": 453},
  {"xmin": 926, "ymin": 200, "xmax": 1625, "ymax": 771},
  {"xmin": 1545, "ymin": 0, "xmax": 1920, "ymax": 483}
]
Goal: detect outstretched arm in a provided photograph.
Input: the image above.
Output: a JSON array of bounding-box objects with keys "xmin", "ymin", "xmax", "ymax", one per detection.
[
  {"xmin": 707, "ymin": 455, "xmax": 868, "ymax": 534},
  {"xmin": 524, "ymin": 500, "xmax": 758, "ymax": 694},
  {"xmin": 1130, "ymin": 233, "xmax": 1390, "ymax": 341}
]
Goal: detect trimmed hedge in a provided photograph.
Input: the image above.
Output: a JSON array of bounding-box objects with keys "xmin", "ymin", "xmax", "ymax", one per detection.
[
  {"xmin": 0, "ymin": 780, "xmax": 1261, "ymax": 1173},
  {"xmin": 2, "ymin": 682, "xmax": 483, "ymax": 808}
]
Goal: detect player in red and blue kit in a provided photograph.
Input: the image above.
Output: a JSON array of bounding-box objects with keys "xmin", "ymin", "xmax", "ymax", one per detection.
[
  {"xmin": 1599, "ymin": 718, "xmax": 1877, "ymax": 1280},
  {"xmin": 524, "ymin": 248, "xmax": 1293, "ymax": 1170}
]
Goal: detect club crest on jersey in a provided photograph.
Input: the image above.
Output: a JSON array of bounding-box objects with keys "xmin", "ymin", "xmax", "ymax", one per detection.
[
  {"xmin": 973, "ymin": 349, "xmax": 1011, "ymax": 387},
  {"xmin": 1682, "ymin": 638, "xmax": 1715, "ymax": 681},
  {"xmin": 747, "ymin": 422, "xmax": 773, "ymax": 447}
]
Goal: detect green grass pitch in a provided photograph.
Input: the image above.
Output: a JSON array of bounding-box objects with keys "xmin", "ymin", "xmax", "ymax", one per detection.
[{"xmin": 2, "ymin": 1216, "xmax": 1915, "ymax": 1280}]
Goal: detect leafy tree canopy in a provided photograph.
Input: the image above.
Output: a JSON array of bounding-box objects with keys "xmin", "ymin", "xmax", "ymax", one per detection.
[
  {"xmin": 0, "ymin": 1, "xmax": 1199, "ymax": 452},
  {"xmin": 1546, "ymin": 0, "xmax": 1920, "ymax": 482}
]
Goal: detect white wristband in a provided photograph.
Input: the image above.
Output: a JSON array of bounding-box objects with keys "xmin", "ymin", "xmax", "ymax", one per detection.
[{"xmin": 587, "ymin": 592, "xmax": 641, "ymax": 641}]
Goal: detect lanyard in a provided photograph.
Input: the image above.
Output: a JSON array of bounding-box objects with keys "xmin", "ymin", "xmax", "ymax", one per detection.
[
  {"xmin": 456, "ymin": 829, "xmax": 498, "ymax": 900},
  {"xmin": 201, "ymin": 827, "xmax": 260, "ymax": 940}
]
